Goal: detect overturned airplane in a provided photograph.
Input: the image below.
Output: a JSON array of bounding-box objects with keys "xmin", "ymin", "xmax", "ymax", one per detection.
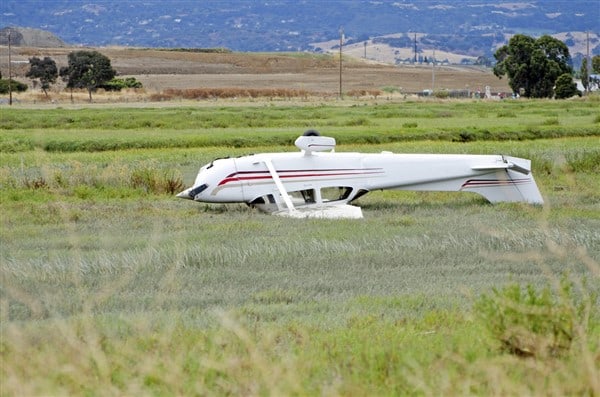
[{"xmin": 177, "ymin": 131, "xmax": 544, "ymax": 219}]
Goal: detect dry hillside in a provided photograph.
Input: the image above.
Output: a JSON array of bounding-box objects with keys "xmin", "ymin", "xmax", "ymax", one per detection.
[{"xmin": 1, "ymin": 46, "xmax": 511, "ymax": 100}]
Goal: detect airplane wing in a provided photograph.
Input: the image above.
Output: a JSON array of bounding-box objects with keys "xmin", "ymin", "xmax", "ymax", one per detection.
[{"xmin": 471, "ymin": 156, "xmax": 531, "ymax": 175}]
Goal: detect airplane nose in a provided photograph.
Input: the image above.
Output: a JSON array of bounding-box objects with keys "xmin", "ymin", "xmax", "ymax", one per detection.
[
  {"xmin": 176, "ymin": 189, "xmax": 193, "ymax": 199},
  {"xmin": 176, "ymin": 183, "xmax": 208, "ymax": 200}
]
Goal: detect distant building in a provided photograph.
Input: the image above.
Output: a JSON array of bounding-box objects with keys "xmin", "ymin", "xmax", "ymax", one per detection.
[{"xmin": 575, "ymin": 74, "xmax": 600, "ymax": 92}]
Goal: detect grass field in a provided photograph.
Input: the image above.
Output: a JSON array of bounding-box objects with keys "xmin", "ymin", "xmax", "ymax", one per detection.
[{"xmin": 1, "ymin": 99, "xmax": 599, "ymax": 396}]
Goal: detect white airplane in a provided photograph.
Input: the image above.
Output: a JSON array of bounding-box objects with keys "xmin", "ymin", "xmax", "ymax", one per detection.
[{"xmin": 177, "ymin": 131, "xmax": 544, "ymax": 218}]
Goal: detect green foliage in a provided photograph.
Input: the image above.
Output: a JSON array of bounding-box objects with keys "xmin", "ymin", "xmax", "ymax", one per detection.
[
  {"xmin": 129, "ymin": 166, "xmax": 184, "ymax": 194},
  {"xmin": 26, "ymin": 56, "xmax": 58, "ymax": 96},
  {"xmin": 380, "ymin": 86, "xmax": 400, "ymax": 93},
  {"xmin": 567, "ymin": 149, "xmax": 600, "ymax": 173},
  {"xmin": 60, "ymin": 50, "xmax": 116, "ymax": 101},
  {"xmin": 475, "ymin": 278, "xmax": 595, "ymax": 358},
  {"xmin": 593, "ymin": 55, "xmax": 600, "ymax": 73},
  {"xmin": 100, "ymin": 77, "xmax": 143, "ymax": 91},
  {"xmin": 554, "ymin": 73, "xmax": 579, "ymax": 99},
  {"xmin": 0, "ymin": 78, "xmax": 27, "ymax": 94},
  {"xmin": 494, "ymin": 34, "xmax": 572, "ymax": 98}
]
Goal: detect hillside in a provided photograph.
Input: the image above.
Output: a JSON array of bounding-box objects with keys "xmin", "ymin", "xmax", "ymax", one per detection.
[
  {"xmin": 1, "ymin": 46, "xmax": 512, "ymax": 98},
  {"xmin": 2, "ymin": 0, "xmax": 598, "ymax": 68},
  {"xmin": 0, "ymin": 27, "xmax": 65, "ymax": 47}
]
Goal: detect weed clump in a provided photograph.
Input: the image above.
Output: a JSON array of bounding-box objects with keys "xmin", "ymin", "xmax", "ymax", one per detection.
[
  {"xmin": 475, "ymin": 278, "xmax": 596, "ymax": 358},
  {"xmin": 130, "ymin": 167, "xmax": 184, "ymax": 194}
]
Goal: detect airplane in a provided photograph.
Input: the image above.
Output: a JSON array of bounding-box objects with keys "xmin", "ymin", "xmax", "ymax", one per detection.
[{"xmin": 177, "ymin": 130, "xmax": 544, "ymax": 218}]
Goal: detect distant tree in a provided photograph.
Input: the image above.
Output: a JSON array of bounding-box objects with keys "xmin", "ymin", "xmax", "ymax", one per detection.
[
  {"xmin": 475, "ymin": 56, "xmax": 492, "ymax": 67},
  {"xmin": 593, "ymin": 55, "xmax": 600, "ymax": 73},
  {"xmin": 59, "ymin": 50, "xmax": 116, "ymax": 102},
  {"xmin": 26, "ymin": 56, "xmax": 58, "ymax": 97},
  {"xmin": 493, "ymin": 34, "xmax": 572, "ymax": 98},
  {"xmin": 554, "ymin": 73, "xmax": 578, "ymax": 99},
  {"xmin": 580, "ymin": 58, "xmax": 590, "ymax": 91}
]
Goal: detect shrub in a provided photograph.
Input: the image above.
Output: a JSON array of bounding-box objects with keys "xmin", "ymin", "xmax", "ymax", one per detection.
[
  {"xmin": 554, "ymin": 74, "xmax": 579, "ymax": 99},
  {"xmin": 154, "ymin": 87, "xmax": 312, "ymax": 101},
  {"xmin": 0, "ymin": 79, "xmax": 28, "ymax": 94},
  {"xmin": 130, "ymin": 166, "xmax": 184, "ymax": 194},
  {"xmin": 475, "ymin": 278, "xmax": 594, "ymax": 358},
  {"xmin": 100, "ymin": 77, "xmax": 143, "ymax": 91}
]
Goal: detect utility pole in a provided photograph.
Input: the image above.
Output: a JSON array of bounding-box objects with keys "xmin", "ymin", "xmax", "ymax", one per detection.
[
  {"xmin": 8, "ymin": 30, "xmax": 12, "ymax": 106},
  {"xmin": 339, "ymin": 27, "xmax": 343, "ymax": 99},
  {"xmin": 431, "ymin": 48, "xmax": 435, "ymax": 93},
  {"xmin": 364, "ymin": 41, "xmax": 367, "ymax": 59},
  {"xmin": 586, "ymin": 31, "xmax": 591, "ymax": 95},
  {"xmin": 414, "ymin": 33, "xmax": 417, "ymax": 63}
]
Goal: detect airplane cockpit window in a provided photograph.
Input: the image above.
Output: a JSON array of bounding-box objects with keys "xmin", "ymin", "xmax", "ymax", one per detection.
[
  {"xmin": 289, "ymin": 189, "xmax": 316, "ymax": 204},
  {"xmin": 321, "ymin": 186, "xmax": 353, "ymax": 202}
]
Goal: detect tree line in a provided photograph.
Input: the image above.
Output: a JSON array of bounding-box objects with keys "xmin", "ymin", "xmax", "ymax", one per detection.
[{"xmin": 1, "ymin": 50, "xmax": 142, "ymax": 101}]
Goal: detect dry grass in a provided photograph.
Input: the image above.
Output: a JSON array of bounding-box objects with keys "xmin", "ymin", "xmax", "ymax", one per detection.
[{"xmin": 2, "ymin": 46, "xmax": 512, "ymax": 103}]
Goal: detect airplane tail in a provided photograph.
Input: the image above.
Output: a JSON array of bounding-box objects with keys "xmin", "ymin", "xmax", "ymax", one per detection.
[{"xmin": 461, "ymin": 156, "xmax": 544, "ymax": 204}]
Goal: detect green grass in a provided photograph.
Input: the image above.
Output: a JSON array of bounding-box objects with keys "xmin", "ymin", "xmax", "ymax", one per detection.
[
  {"xmin": 1, "ymin": 100, "xmax": 598, "ymax": 152},
  {"xmin": 1, "ymin": 101, "xmax": 599, "ymax": 396}
]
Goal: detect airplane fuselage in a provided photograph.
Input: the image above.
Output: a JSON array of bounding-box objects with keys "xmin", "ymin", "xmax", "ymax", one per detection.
[{"xmin": 177, "ymin": 147, "xmax": 544, "ymax": 213}]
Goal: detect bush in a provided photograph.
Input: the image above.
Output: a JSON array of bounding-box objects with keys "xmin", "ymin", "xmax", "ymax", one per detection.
[
  {"xmin": 0, "ymin": 79, "xmax": 28, "ymax": 94},
  {"xmin": 554, "ymin": 74, "xmax": 579, "ymax": 99},
  {"xmin": 475, "ymin": 278, "xmax": 595, "ymax": 358},
  {"xmin": 100, "ymin": 77, "xmax": 143, "ymax": 91}
]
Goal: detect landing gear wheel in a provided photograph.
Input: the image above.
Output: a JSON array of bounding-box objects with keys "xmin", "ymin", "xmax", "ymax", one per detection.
[{"xmin": 303, "ymin": 129, "xmax": 320, "ymax": 136}]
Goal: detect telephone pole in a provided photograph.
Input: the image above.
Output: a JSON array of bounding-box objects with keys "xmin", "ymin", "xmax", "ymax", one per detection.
[
  {"xmin": 431, "ymin": 48, "xmax": 435, "ymax": 93},
  {"xmin": 339, "ymin": 27, "xmax": 344, "ymax": 99},
  {"xmin": 414, "ymin": 33, "xmax": 417, "ymax": 63},
  {"xmin": 8, "ymin": 30, "xmax": 12, "ymax": 106},
  {"xmin": 586, "ymin": 31, "xmax": 591, "ymax": 95}
]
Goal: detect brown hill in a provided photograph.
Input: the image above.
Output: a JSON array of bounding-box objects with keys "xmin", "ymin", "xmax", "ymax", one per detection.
[
  {"xmin": 0, "ymin": 27, "xmax": 66, "ymax": 47},
  {"xmin": 2, "ymin": 46, "xmax": 511, "ymax": 99}
]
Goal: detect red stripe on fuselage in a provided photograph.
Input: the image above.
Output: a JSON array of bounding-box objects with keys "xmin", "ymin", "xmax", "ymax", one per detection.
[
  {"xmin": 218, "ymin": 169, "xmax": 383, "ymax": 186},
  {"xmin": 461, "ymin": 178, "xmax": 530, "ymax": 188}
]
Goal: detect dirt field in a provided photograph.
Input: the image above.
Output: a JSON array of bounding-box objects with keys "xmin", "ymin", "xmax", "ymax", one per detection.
[{"xmin": 2, "ymin": 46, "xmax": 511, "ymax": 101}]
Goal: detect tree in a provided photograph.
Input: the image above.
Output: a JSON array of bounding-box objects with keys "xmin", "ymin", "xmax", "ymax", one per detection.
[
  {"xmin": 580, "ymin": 58, "xmax": 590, "ymax": 91},
  {"xmin": 593, "ymin": 55, "xmax": 600, "ymax": 74},
  {"xmin": 493, "ymin": 34, "xmax": 572, "ymax": 98},
  {"xmin": 26, "ymin": 56, "xmax": 58, "ymax": 97},
  {"xmin": 60, "ymin": 50, "xmax": 116, "ymax": 102},
  {"xmin": 554, "ymin": 73, "xmax": 578, "ymax": 99}
]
